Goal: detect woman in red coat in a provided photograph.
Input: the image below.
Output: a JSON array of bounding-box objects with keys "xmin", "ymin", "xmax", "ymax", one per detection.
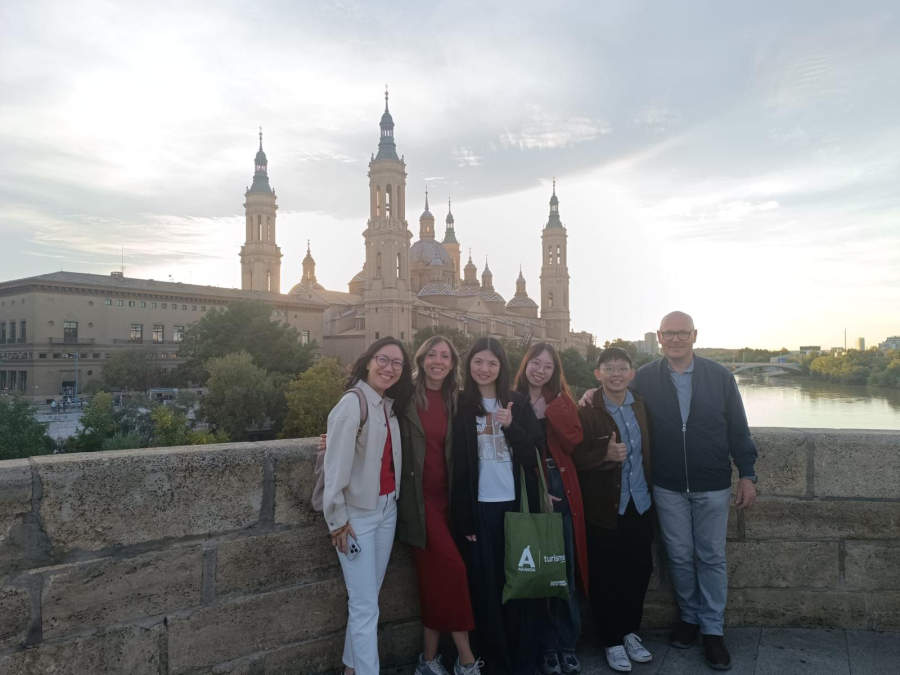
[{"xmin": 513, "ymin": 343, "xmax": 586, "ymax": 675}]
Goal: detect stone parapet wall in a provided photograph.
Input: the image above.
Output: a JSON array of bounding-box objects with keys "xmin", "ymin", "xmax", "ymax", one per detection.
[{"xmin": 0, "ymin": 430, "xmax": 897, "ymax": 673}]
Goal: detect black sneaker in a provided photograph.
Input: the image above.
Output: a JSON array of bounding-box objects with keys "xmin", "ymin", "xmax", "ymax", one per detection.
[
  {"xmin": 669, "ymin": 620, "xmax": 699, "ymax": 649},
  {"xmin": 702, "ymin": 635, "xmax": 731, "ymax": 671}
]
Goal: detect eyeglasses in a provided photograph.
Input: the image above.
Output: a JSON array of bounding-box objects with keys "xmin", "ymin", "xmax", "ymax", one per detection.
[
  {"xmin": 599, "ymin": 365, "xmax": 631, "ymax": 374},
  {"xmin": 660, "ymin": 330, "xmax": 694, "ymax": 341},
  {"xmin": 527, "ymin": 359, "xmax": 554, "ymax": 373},
  {"xmin": 373, "ymin": 354, "xmax": 404, "ymax": 370}
]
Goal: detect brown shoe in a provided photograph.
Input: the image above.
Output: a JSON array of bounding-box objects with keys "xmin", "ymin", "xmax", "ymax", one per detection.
[
  {"xmin": 669, "ymin": 620, "xmax": 699, "ymax": 649},
  {"xmin": 702, "ymin": 635, "xmax": 731, "ymax": 671}
]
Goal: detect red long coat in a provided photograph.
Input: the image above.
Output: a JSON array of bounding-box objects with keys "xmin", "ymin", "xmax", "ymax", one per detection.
[{"xmin": 545, "ymin": 394, "xmax": 589, "ymax": 594}]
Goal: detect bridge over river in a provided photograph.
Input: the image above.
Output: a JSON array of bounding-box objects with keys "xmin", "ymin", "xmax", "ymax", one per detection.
[{"xmin": 722, "ymin": 361, "xmax": 803, "ymax": 375}]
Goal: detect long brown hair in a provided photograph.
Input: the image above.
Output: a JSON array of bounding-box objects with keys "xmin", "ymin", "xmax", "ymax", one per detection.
[
  {"xmin": 412, "ymin": 335, "xmax": 460, "ymax": 415},
  {"xmin": 513, "ymin": 342, "xmax": 573, "ymax": 403}
]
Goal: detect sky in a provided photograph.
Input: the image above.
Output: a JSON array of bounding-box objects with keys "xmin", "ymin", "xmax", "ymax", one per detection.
[{"xmin": 1, "ymin": 0, "xmax": 898, "ymax": 350}]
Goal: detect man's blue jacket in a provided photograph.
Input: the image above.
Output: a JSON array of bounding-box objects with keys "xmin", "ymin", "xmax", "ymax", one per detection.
[{"xmin": 632, "ymin": 355, "xmax": 757, "ymax": 493}]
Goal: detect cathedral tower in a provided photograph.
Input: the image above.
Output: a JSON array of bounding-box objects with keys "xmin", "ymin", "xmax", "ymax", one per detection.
[
  {"xmin": 441, "ymin": 197, "xmax": 461, "ymax": 288},
  {"xmin": 540, "ymin": 180, "xmax": 570, "ymax": 342},
  {"xmin": 362, "ymin": 89, "xmax": 413, "ymax": 342},
  {"xmin": 240, "ymin": 130, "xmax": 282, "ymax": 293}
]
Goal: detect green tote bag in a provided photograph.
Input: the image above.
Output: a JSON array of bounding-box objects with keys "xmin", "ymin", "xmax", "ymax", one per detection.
[{"xmin": 501, "ymin": 452, "xmax": 568, "ymax": 603}]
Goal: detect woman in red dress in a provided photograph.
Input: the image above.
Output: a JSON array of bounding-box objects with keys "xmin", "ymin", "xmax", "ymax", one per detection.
[{"xmin": 397, "ymin": 335, "xmax": 481, "ymax": 675}]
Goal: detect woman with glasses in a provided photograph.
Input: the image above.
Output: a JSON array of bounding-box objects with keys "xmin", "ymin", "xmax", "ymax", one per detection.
[
  {"xmin": 324, "ymin": 337, "xmax": 413, "ymax": 675},
  {"xmin": 451, "ymin": 337, "xmax": 544, "ymax": 675},
  {"xmin": 513, "ymin": 343, "xmax": 586, "ymax": 675},
  {"xmin": 397, "ymin": 336, "xmax": 482, "ymax": 675}
]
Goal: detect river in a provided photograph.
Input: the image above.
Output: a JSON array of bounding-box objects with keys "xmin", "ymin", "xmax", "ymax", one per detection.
[{"xmin": 735, "ymin": 375, "xmax": 900, "ymax": 430}]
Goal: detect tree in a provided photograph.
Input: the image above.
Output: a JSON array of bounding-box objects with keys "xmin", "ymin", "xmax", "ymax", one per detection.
[
  {"xmin": 178, "ymin": 301, "xmax": 317, "ymax": 384},
  {"xmin": 281, "ymin": 357, "xmax": 346, "ymax": 438},
  {"xmin": 100, "ymin": 349, "xmax": 162, "ymax": 392},
  {"xmin": 73, "ymin": 391, "xmax": 119, "ymax": 451},
  {"xmin": 149, "ymin": 405, "xmax": 226, "ymax": 447},
  {"xmin": 200, "ymin": 351, "xmax": 275, "ymax": 441},
  {"xmin": 560, "ymin": 348, "xmax": 596, "ymax": 393},
  {"xmin": 0, "ymin": 396, "xmax": 53, "ymax": 460}
]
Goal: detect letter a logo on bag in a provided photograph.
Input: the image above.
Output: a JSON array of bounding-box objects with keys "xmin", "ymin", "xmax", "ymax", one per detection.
[{"xmin": 517, "ymin": 545, "xmax": 536, "ymax": 572}]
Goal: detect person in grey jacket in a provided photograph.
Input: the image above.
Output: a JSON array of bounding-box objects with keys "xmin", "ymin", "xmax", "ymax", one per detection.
[
  {"xmin": 632, "ymin": 311, "xmax": 757, "ymax": 671},
  {"xmin": 324, "ymin": 337, "xmax": 413, "ymax": 675}
]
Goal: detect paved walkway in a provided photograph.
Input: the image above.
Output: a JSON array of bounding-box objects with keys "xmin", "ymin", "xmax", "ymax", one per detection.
[{"xmin": 387, "ymin": 627, "xmax": 900, "ymax": 675}]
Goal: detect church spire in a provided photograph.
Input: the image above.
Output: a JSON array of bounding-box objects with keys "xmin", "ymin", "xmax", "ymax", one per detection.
[
  {"xmin": 546, "ymin": 177, "xmax": 562, "ymax": 228},
  {"xmin": 375, "ymin": 85, "xmax": 399, "ymax": 161},
  {"xmin": 249, "ymin": 127, "xmax": 272, "ymax": 193}
]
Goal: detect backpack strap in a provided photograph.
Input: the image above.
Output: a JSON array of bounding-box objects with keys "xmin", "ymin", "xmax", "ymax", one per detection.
[{"xmin": 348, "ymin": 386, "xmax": 368, "ymax": 436}]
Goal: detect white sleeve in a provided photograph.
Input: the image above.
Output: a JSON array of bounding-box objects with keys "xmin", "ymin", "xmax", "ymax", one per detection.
[{"xmin": 323, "ymin": 393, "xmax": 362, "ymax": 532}]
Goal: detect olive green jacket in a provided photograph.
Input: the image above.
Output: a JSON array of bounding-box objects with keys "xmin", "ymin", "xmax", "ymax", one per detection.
[{"xmin": 395, "ymin": 399, "xmax": 454, "ymax": 549}]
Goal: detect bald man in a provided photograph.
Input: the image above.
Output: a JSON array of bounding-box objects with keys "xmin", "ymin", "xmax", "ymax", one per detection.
[{"xmin": 631, "ymin": 311, "xmax": 757, "ymax": 671}]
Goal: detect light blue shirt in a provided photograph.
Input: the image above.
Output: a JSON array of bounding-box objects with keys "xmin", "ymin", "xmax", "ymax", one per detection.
[
  {"xmin": 603, "ymin": 390, "xmax": 651, "ymax": 516},
  {"xmin": 668, "ymin": 359, "xmax": 694, "ymax": 425}
]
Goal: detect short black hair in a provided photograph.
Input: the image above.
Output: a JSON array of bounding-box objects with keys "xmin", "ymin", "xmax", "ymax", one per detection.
[{"xmin": 596, "ymin": 347, "xmax": 633, "ymax": 368}]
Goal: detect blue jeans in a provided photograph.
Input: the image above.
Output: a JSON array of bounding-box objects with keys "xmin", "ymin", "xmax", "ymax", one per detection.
[
  {"xmin": 539, "ymin": 460, "xmax": 580, "ymax": 655},
  {"xmin": 653, "ymin": 486, "xmax": 731, "ymax": 636}
]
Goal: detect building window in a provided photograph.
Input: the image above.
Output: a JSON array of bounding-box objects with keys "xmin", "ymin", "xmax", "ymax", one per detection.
[
  {"xmin": 52, "ymin": 353, "xmax": 61, "ymax": 359},
  {"xmin": 181, "ymin": 304, "xmax": 187, "ymax": 311},
  {"xmin": 129, "ymin": 323, "xmax": 143, "ymax": 343},
  {"xmin": 152, "ymin": 324, "xmax": 164, "ymax": 344},
  {"xmin": 0, "ymin": 323, "xmax": 5, "ymax": 344},
  {"xmin": 92, "ymin": 353, "xmax": 100, "ymax": 359},
  {"xmin": 63, "ymin": 320, "xmax": 78, "ymax": 343},
  {"xmin": 385, "ymin": 185, "xmax": 392, "ymax": 217},
  {"xmin": 8, "ymin": 322, "xmax": 15, "ymax": 343},
  {"xmin": 19, "ymin": 371, "xmax": 26, "ymax": 392},
  {"xmin": 201, "ymin": 305, "xmax": 206, "ymax": 311},
  {"xmin": 266, "ymin": 272, "xmax": 272, "ymax": 292},
  {"xmin": 0, "ymin": 371, "xmax": 5, "ymax": 390},
  {"xmin": 161, "ymin": 303, "xmax": 167, "ymax": 309},
  {"xmin": 105, "ymin": 298, "xmax": 112, "ymax": 306},
  {"xmin": 191, "ymin": 305, "xmax": 197, "ymax": 312},
  {"xmin": 19, "ymin": 320, "xmax": 26, "ymax": 343},
  {"xmin": 173, "ymin": 325, "xmax": 185, "ymax": 343},
  {"xmin": 140, "ymin": 301, "xmax": 146, "ymax": 308},
  {"xmin": 301, "ymin": 330, "xmax": 311, "ymax": 345},
  {"xmin": 116, "ymin": 299, "xmax": 124, "ymax": 307},
  {"xmin": 128, "ymin": 300, "xmax": 136, "ymax": 307},
  {"xmin": 8, "ymin": 371, "xmax": 16, "ymax": 391},
  {"xmin": 556, "ymin": 245, "xmax": 561, "ymax": 265},
  {"xmin": 151, "ymin": 302, "xmax": 157, "ymax": 309},
  {"xmin": 39, "ymin": 353, "xmax": 47, "ymax": 359}
]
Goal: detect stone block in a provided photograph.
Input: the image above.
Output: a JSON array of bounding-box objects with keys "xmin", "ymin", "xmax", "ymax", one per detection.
[
  {"xmin": 271, "ymin": 441, "xmax": 320, "ymax": 526},
  {"xmin": 812, "ymin": 430, "xmax": 900, "ymax": 498},
  {"xmin": 41, "ymin": 545, "xmax": 203, "ymax": 638},
  {"xmin": 257, "ymin": 633, "xmax": 344, "ymax": 675},
  {"xmin": 379, "ymin": 554, "xmax": 420, "ymax": 624},
  {"xmin": 866, "ymin": 591, "xmax": 900, "ymax": 630},
  {"xmin": 35, "ymin": 444, "xmax": 265, "ymax": 552},
  {"xmin": 641, "ymin": 588, "xmax": 678, "ymax": 629},
  {"xmin": 216, "ymin": 526, "xmax": 339, "ymax": 596},
  {"xmin": 845, "ymin": 542, "xmax": 900, "ymax": 591},
  {"xmin": 0, "ymin": 585, "xmax": 30, "ymax": 650},
  {"xmin": 167, "ymin": 577, "xmax": 348, "ymax": 672},
  {"xmin": 0, "ymin": 460, "xmax": 33, "ymax": 572},
  {"xmin": 727, "ymin": 541, "xmax": 838, "ymax": 589},
  {"xmin": 726, "ymin": 588, "xmax": 866, "ymax": 628},
  {"xmin": 0, "ymin": 623, "xmax": 163, "ymax": 675},
  {"xmin": 727, "ymin": 505, "xmax": 740, "ymax": 540},
  {"xmin": 745, "ymin": 498, "xmax": 900, "ymax": 540},
  {"xmin": 749, "ymin": 428, "xmax": 809, "ymax": 497}
]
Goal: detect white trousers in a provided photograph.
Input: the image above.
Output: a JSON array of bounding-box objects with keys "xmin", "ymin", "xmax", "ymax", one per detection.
[{"xmin": 338, "ymin": 492, "xmax": 397, "ymax": 675}]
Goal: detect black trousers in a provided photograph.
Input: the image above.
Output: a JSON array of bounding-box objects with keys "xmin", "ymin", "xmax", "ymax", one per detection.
[
  {"xmin": 586, "ymin": 500, "xmax": 654, "ymax": 647},
  {"xmin": 464, "ymin": 500, "xmax": 541, "ymax": 675}
]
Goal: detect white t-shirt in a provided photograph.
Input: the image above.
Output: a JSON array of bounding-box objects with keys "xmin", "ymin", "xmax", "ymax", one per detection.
[{"xmin": 476, "ymin": 398, "xmax": 515, "ymax": 502}]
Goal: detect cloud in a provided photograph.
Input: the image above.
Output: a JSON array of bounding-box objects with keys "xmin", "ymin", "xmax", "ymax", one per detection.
[
  {"xmin": 499, "ymin": 107, "xmax": 611, "ymax": 150},
  {"xmin": 452, "ymin": 147, "xmax": 482, "ymax": 167}
]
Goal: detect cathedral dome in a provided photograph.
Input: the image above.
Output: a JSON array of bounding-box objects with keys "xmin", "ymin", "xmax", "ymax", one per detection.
[
  {"xmin": 410, "ymin": 239, "xmax": 451, "ymax": 266},
  {"xmin": 506, "ymin": 295, "xmax": 538, "ymax": 310}
]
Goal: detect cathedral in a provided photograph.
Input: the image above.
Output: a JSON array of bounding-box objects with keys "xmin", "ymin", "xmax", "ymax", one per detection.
[{"xmin": 240, "ymin": 91, "xmax": 592, "ymax": 362}]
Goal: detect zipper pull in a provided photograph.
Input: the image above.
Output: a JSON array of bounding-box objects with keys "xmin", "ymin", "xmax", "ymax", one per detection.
[{"xmin": 682, "ymin": 423, "xmax": 686, "ymax": 433}]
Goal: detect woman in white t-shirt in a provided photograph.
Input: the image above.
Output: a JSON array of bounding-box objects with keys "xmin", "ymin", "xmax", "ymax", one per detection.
[{"xmin": 450, "ymin": 337, "xmax": 544, "ymax": 675}]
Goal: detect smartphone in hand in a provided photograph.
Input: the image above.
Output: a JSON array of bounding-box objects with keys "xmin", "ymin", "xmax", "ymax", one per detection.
[{"xmin": 346, "ymin": 535, "xmax": 361, "ymax": 560}]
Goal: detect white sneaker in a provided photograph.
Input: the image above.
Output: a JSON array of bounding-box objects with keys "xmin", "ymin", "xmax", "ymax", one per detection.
[
  {"xmin": 604, "ymin": 645, "xmax": 631, "ymax": 673},
  {"xmin": 623, "ymin": 633, "xmax": 652, "ymax": 663},
  {"xmin": 416, "ymin": 653, "xmax": 450, "ymax": 675},
  {"xmin": 454, "ymin": 657, "xmax": 484, "ymax": 675}
]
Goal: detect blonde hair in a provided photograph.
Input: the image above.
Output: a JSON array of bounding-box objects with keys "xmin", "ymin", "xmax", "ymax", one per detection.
[{"xmin": 412, "ymin": 335, "xmax": 460, "ymax": 415}]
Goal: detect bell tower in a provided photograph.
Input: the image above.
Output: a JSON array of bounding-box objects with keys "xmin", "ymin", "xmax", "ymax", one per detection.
[
  {"xmin": 362, "ymin": 88, "xmax": 413, "ymax": 342},
  {"xmin": 240, "ymin": 129, "xmax": 282, "ymax": 293},
  {"xmin": 540, "ymin": 179, "xmax": 570, "ymax": 342}
]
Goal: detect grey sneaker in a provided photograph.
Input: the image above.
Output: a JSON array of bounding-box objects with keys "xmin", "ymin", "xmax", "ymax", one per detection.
[
  {"xmin": 416, "ymin": 653, "xmax": 450, "ymax": 675},
  {"xmin": 540, "ymin": 652, "xmax": 562, "ymax": 675},
  {"xmin": 560, "ymin": 651, "xmax": 581, "ymax": 674},
  {"xmin": 453, "ymin": 657, "xmax": 484, "ymax": 675}
]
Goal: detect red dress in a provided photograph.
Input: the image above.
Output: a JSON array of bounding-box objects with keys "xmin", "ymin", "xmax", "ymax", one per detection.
[{"xmin": 413, "ymin": 388, "xmax": 475, "ymax": 631}]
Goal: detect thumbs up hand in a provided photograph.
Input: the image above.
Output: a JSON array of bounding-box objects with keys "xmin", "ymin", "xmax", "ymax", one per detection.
[
  {"xmin": 495, "ymin": 401, "xmax": 514, "ymax": 428},
  {"xmin": 606, "ymin": 431, "xmax": 627, "ymax": 463}
]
